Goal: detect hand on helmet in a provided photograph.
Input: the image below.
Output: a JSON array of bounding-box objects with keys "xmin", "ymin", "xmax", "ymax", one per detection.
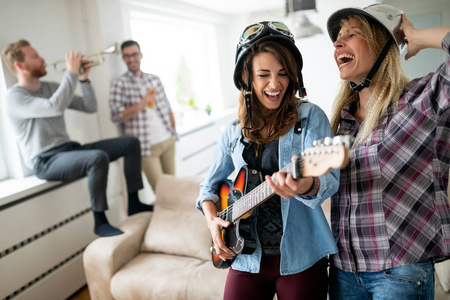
[{"xmin": 402, "ymin": 14, "xmax": 420, "ymax": 61}]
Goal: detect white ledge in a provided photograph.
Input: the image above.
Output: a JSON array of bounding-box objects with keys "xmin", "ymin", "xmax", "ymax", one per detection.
[{"xmin": 0, "ymin": 176, "xmax": 62, "ymax": 207}]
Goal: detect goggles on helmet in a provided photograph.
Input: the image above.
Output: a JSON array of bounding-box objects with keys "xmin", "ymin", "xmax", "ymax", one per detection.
[
  {"xmin": 234, "ymin": 21, "xmax": 305, "ymax": 95},
  {"xmin": 238, "ymin": 21, "xmax": 294, "ymax": 47}
]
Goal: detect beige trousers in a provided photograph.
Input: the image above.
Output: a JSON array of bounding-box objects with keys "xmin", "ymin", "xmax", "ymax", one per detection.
[{"xmin": 142, "ymin": 138, "xmax": 176, "ymax": 192}]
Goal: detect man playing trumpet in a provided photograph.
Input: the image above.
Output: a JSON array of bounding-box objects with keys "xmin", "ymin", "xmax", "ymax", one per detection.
[{"xmin": 2, "ymin": 40, "xmax": 152, "ymax": 237}]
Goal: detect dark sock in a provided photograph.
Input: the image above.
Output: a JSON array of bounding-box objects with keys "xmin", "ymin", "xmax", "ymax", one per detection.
[
  {"xmin": 128, "ymin": 191, "xmax": 153, "ymax": 216},
  {"xmin": 93, "ymin": 211, "xmax": 123, "ymax": 237}
]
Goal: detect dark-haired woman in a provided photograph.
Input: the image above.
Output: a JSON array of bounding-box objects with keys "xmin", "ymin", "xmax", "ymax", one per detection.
[{"xmin": 196, "ymin": 21, "xmax": 339, "ymax": 300}]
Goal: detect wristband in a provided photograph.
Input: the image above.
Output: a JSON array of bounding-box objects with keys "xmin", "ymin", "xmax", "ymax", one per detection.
[
  {"xmin": 79, "ymin": 79, "xmax": 90, "ymax": 83},
  {"xmin": 301, "ymin": 177, "xmax": 320, "ymax": 197}
]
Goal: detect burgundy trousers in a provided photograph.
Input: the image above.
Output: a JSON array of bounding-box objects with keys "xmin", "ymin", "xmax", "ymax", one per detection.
[{"xmin": 224, "ymin": 255, "xmax": 328, "ymax": 300}]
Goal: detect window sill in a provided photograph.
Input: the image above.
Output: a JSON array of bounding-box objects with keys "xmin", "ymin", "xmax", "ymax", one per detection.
[{"xmin": 0, "ymin": 176, "xmax": 62, "ymax": 208}]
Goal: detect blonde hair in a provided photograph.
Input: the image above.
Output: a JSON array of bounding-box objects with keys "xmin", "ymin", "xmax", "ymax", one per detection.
[
  {"xmin": 238, "ymin": 40, "xmax": 303, "ymax": 155},
  {"xmin": 1, "ymin": 39, "xmax": 30, "ymax": 75},
  {"xmin": 329, "ymin": 16, "xmax": 409, "ymax": 146}
]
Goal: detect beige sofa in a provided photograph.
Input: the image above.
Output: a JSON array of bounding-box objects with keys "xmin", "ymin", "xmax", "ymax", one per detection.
[
  {"xmin": 83, "ymin": 175, "xmax": 228, "ymax": 300},
  {"xmin": 84, "ymin": 175, "xmax": 449, "ymax": 299}
]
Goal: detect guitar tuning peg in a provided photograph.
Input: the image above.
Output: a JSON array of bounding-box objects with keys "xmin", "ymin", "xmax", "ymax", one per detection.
[
  {"xmin": 332, "ymin": 135, "xmax": 354, "ymax": 147},
  {"xmin": 313, "ymin": 138, "xmax": 325, "ymax": 147}
]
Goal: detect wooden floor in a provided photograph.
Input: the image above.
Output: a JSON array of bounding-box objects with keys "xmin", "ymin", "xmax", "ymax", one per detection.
[{"xmin": 67, "ymin": 285, "xmax": 90, "ymax": 300}]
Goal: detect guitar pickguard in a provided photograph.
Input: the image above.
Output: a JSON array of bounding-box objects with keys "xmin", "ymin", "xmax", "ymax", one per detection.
[
  {"xmin": 212, "ymin": 166, "xmax": 260, "ymax": 268},
  {"xmin": 226, "ymin": 189, "xmax": 257, "ymax": 255}
]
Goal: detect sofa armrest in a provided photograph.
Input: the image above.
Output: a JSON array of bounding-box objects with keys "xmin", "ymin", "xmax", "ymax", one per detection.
[
  {"xmin": 83, "ymin": 212, "xmax": 152, "ymax": 300},
  {"xmin": 436, "ymin": 259, "xmax": 450, "ymax": 293}
]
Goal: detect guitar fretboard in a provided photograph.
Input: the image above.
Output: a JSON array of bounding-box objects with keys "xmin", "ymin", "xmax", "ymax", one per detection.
[{"xmin": 219, "ymin": 159, "xmax": 302, "ymax": 223}]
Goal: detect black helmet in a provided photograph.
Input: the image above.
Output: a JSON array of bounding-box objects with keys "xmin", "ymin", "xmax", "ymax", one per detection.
[{"xmin": 233, "ymin": 21, "xmax": 306, "ymax": 97}]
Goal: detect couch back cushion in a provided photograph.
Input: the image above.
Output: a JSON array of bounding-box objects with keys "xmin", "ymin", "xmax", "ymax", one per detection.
[{"xmin": 141, "ymin": 175, "xmax": 212, "ymax": 261}]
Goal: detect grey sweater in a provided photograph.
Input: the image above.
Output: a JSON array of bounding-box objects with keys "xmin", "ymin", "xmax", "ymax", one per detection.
[{"xmin": 5, "ymin": 71, "xmax": 97, "ymax": 169}]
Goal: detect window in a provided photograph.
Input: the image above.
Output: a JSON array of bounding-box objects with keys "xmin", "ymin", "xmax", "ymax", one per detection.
[
  {"xmin": 0, "ymin": 59, "xmax": 10, "ymax": 180},
  {"xmin": 0, "ymin": 144, "xmax": 7, "ymax": 180},
  {"xmin": 0, "ymin": 54, "xmax": 30, "ymax": 180},
  {"xmin": 129, "ymin": 11, "xmax": 222, "ymax": 127}
]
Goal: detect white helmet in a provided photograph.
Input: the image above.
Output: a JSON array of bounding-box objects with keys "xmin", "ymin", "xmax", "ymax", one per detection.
[
  {"xmin": 326, "ymin": 4, "xmax": 406, "ymax": 92},
  {"xmin": 327, "ymin": 4, "xmax": 407, "ymax": 50}
]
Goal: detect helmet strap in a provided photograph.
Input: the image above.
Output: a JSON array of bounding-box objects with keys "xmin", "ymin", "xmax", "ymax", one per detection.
[
  {"xmin": 297, "ymin": 71, "xmax": 307, "ymax": 97},
  {"xmin": 242, "ymin": 63, "xmax": 257, "ymax": 132},
  {"xmin": 350, "ymin": 35, "xmax": 393, "ymax": 93},
  {"xmin": 243, "ymin": 90, "xmax": 256, "ymax": 131}
]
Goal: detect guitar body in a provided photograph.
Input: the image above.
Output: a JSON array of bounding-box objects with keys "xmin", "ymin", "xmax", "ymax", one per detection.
[{"xmin": 212, "ymin": 166, "xmax": 260, "ymax": 269}]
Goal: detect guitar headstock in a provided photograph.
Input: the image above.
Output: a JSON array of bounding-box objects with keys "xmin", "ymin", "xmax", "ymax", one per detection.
[{"xmin": 298, "ymin": 135, "xmax": 353, "ymax": 177}]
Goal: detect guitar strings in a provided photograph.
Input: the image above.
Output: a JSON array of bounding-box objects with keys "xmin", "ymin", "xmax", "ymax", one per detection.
[
  {"xmin": 218, "ymin": 159, "xmax": 304, "ymax": 221},
  {"xmin": 218, "ymin": 160, "xmax": 301, "ymax": 219},
  {"xmin": 217, "ymin": 143, "xmax": 348, "ymax": 220}
]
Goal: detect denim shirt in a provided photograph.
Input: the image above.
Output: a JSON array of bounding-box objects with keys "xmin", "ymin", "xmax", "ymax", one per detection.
[{"xmin": 196, "ymin": 101, "xmax": 339, "ymax": 275}]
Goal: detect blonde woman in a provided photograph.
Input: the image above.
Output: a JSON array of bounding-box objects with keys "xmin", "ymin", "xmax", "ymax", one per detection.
[{"xmin": 326, "ymin": 4, "xmax": 450, "ymax": 299}]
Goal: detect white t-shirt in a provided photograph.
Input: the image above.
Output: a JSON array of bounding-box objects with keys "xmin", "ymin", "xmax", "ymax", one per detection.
[{"xmin": 146, "ymin": 107, "xmax": 171, "ymax": 145}]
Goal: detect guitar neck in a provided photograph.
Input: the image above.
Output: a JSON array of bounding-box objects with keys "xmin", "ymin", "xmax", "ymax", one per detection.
[{"xmin": 231, "ymin": 162, "xmax": 296, "ymax": 222}]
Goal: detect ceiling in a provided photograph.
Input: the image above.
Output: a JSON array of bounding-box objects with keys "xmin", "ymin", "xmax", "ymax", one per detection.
[{"xmin": 175, "ymin": 0, "xmax": 285, "ymax": 14}]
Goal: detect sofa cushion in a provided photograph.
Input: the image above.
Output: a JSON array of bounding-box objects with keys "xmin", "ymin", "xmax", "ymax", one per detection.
[
  {"xmin": 111, "ymin": 253, "xmax": 204, "ymax": 300},
  {"xmin": 186, "ymin": 260, "xmax": 228, "ymax": 299},
  {"xmin": 141, "ymin": 175, "xmax": 212, "ymax": 261}
]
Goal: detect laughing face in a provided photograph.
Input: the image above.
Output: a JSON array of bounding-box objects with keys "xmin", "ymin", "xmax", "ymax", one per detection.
[
  {"xmin": 333, "ymin": 18, "xmax": 375, "ymax": 84},
  {"xmin": 251, "ymin": 52, "xmax": 289, "ymax": 112}
]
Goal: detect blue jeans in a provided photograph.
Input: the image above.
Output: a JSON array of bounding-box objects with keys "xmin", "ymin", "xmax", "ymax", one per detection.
[{"xmin": 329, "ymin": 260, "xmax": 435, "ymax": 300}]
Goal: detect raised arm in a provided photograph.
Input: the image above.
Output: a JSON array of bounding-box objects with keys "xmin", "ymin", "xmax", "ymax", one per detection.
[
  {"xmin": 6, "ymin": 72, "xmax": 78, "ymax": 119},
  {"xmin": 68, "ymin": 80, "xmax": 97, "ymax": 113},
  {"xmin": 68, "ymin": 53, "xmax": 97, "ymax": 113},
  {"xmin": 403, "ymin": 14, "xmax": 450, "ymax": 60}
]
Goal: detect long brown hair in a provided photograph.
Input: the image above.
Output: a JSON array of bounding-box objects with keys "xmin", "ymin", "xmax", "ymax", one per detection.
[
  {"xmin": 330, "ymin": 15, "xmax": 409, "ymax": 146},
  {"xmin": 238, "ymin": 40, "xmax": 304, "ymax": 155}
]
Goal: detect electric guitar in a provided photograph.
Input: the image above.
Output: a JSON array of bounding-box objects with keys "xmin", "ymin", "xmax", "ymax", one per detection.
[{"xmin": 211, "ymin": 136, "xmax": 352, "ymax": 269}]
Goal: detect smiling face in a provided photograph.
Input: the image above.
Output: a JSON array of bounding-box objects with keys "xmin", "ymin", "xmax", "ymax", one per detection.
[
  {"xmin": 251, "ymin": 52, "xmax": 289, "ymax": 112},
  {"xmin": 122, "ymin": 44, "xmax": 142, "ymax": 74},
  {"xmin": 333, "ymin": 17, "xmax": 375, "ymax": 84}
]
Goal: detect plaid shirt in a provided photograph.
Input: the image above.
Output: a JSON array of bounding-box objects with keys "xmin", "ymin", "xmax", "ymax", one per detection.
[
  {"xmin": 331, "ymin": 33, "xmax": 450, "ymax": 272},
  {"xmin": 109, "ymin": 71, "xmax": 177, "ymax": 156}
]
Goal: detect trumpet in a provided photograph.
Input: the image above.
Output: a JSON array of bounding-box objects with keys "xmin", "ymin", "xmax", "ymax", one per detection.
[{"xmin": 48, "ymin": 43, "xmax": 121, "ymax": 73}]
